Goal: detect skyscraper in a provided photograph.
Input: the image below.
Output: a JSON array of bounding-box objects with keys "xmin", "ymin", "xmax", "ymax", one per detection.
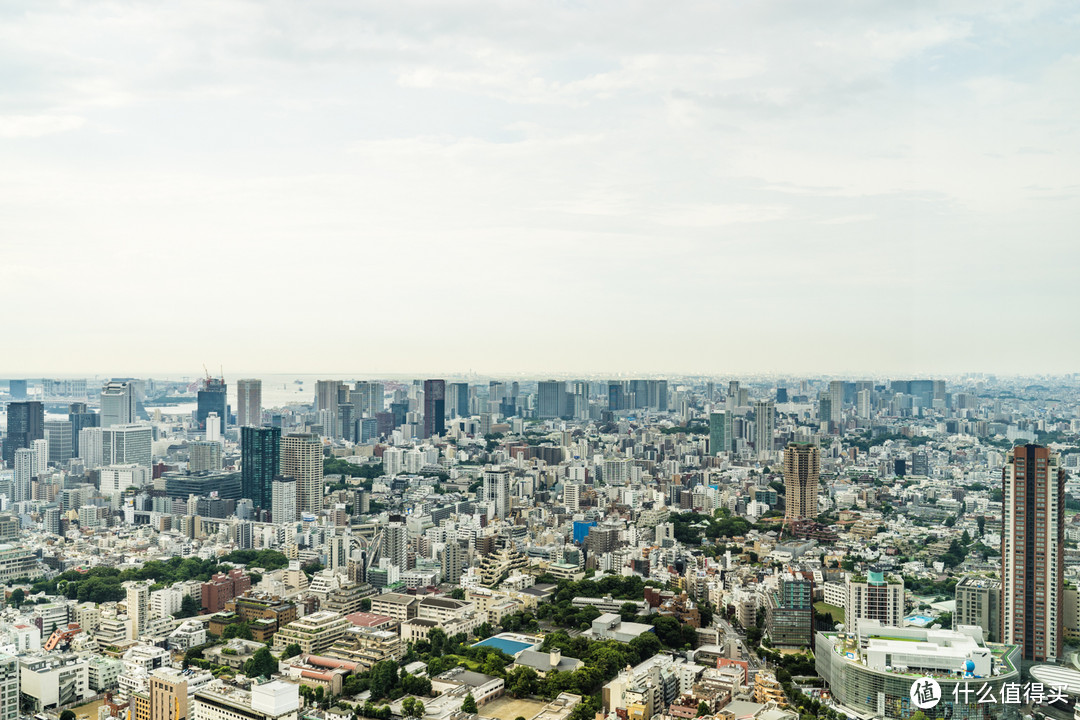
[
  {"xmin": 241, "ymin": 426, "xmax": 280, "ymax": 510},
  {"xmin": 448, "ymin": 382, "xmax": 469, "ymax": 418},
  {"xmin": 353, "ymin": 381, "xmax": 384, "ymax": 416},
  {"xmin": 1001, "ymin": 443, "xmax": 1064, "ymax": 662},
  {"xmin": 753, "ymin": 400, "xmax": 775, "ymax": 459},
  {"xmin": 382, "ymin": 522, "xmax": 407, "ymax": 569},
  {"xmin": 68, "ymin": 402, "xmax": 99, "ymax": 457},
  {"xmin": 7, "ymin": 381, "xmax": 26, "ymax": 400},
  {"xmin": 783, "ymin": 443, "xmax": 820, "ymax": 520},
  {"xmin": 422, "ymin": 379, "xmax": 445, "ymax": 438},
  {"xmin": 818, "ymin": 395, "xmax": 832, "ymax": 429},
  {"xmin": 125, "ymin": 580, "xmax": 151, "ymax": 640},
  {"xmin": 314, "ymin": 380, "xmax": 341, "ymax": 436},
  {"xmin": 2, "ymin": 400, "xmax": 43, "ymax": 465},
  {"xmin": 709, "ymin": 412, "xmax": 732, "ymax": 456},
  {"xmin": 101, "ymin": 424, "xmax": 153, "ymax": 467},
  {"xmin": 236, "ymin": 378, "xmax": 262, "ymax": 427},
  {"xmin": 13, "ymin": 448, "xmax": 35, "ymax": 503},
  {"xmin": 608, "ymin": 382, "xmax": 624, "ymax": 412},
  {"xmin": 856, "ymin": 388, "xmax": 871, "ymax": 419},
  {"xmin": 483, "ymin": 468, "xmax": 511, "ymax": 519},
  {"xmin": 189, "ymin": 441, "xmax": 223, "ymax": 472},
  {"xmin": 280, "ymin": 433, "xmax": 323, "ymax": 517},
  {"xmin": 537, "ymin": 380, "xmax": 566, "ymax": 419},
  {"xmin": 441, "ymin": 541, "xmax": 465, "ymax": 584},
  {"xmin": 100, "ymin": 381, "xmax": 137, "ymax": 428},
  {"xmin": 44, "ymin": 420, "xmax": 73, "ymax": 465},
  {"xmin": 197, "ymin": 377, "xmax": 227, "ymax": 434},
  {"xmin": 828, "ymin": 380, "xmax": 844, "ymax": 422},
  {"xmin": 271, "ymin": 476, "xmax": 298, "ymax": 523}
]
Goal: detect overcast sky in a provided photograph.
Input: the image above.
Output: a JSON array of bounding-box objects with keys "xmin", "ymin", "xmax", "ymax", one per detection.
[{"xmin": 2, "ymin": 1, "xmax": 1078, "ymax": 377}]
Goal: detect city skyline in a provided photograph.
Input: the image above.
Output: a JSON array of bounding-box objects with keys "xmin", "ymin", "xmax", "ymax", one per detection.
[{"xmin": 2, "ymin": 2, "xmax": 1079, "ymax": 375}]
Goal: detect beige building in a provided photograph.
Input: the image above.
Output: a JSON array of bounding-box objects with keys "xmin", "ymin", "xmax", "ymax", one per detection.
[
  {"xmin": 272, "ymin": 611, "xmax": 349, "ymax": 655},
  {"xmin": 369, "ymin": 593, "xmax": 419, "ymax": 622},
  {"xmin": 280, "ymin": 434, "xmax": 323, "ymax": 516}
]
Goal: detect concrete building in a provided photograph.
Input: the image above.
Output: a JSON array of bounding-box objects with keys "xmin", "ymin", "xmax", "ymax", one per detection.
[
  {"xmin": 125, "ymin": 580, "xmax": 152, "ymax": 640},
  {"xmin": 816, "ymin": 622, "xmax": 1020, "ymax": 720},
  {"xmin": 100, "ymin": 381, "xmax": 137, "ymax": 428},
  {"xmin": 19, "ymin": 654, "xmax": 91, "ymax": 712},
  {"xmin": 272, "ymin": 611, "xmax": 350, "ymax": 655},
  {"xmin": 845, "ymin": 570, "xmax": 904, "ymax": 636},
  {"xmin": 194, "ymin": 681, "xmax": 300, "ymax": 720},
  {"xmin": 753, "ymin": 400, "xmax": 774, "ymax": 459},
  {"xmin": 482, "ymin": 468, "xmax": 511, "ymax": 520},
  {"xmin": 280, "ymin": 433, "xmax": 323, "ymax": 517},
  {"xmin": 272, "ymin": 476, "xmax": 297, "ymax": 523},
  {"xmin": 955, "ymin": 576, "xmax": 1001, "ymax": 644},
  {"xmin": 236, "ymin": 379, "xmax": 263, "ymax": 428},
  {"xmin": 0, "ymin": 653, "xmax": 17, "ymax": 720}
]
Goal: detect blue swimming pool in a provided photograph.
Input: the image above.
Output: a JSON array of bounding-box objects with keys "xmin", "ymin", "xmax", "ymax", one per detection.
[{"xmin": 472, "ymin": 636, "xmax": 533, "ymax": 655}]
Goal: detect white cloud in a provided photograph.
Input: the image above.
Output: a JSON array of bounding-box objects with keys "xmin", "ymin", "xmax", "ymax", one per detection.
[
  {"xmin": 0, "ymin": 1, "xmax": 1078, "ymax": 374},
  {"xmin": 0, "ymin": 114, "xmax": 83, "ymax": 138}
]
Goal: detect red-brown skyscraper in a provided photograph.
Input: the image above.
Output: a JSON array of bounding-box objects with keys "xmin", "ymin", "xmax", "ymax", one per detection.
[{"xmin": 1000, "ymin": 443, "xmax": 1064, "ymax": 662}]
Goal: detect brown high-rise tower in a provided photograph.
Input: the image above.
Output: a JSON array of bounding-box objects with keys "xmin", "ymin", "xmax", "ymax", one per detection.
[
  {"xmin": 783, "ymin": 442, "xmax": 819, "ymax": 521},
  {"xmin": 1001, "ymin": 443, "xmax": 1064, "ymax": 662}
]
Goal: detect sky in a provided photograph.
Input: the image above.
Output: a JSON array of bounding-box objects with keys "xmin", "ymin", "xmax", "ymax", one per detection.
[{"xmin": 2, "ymin": 1, "xmax": 1079, "ymax": 377}]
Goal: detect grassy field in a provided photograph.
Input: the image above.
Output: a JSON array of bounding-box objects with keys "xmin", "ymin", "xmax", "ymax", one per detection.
[
  {"xmin": 478, "ymin": 696, "xmax": 548, "ymax": 720},
  {"xmin": 68, "ymin": 699, "xmax": 105, "ymax": 720},
  {"xmin": 814, "ymin": 602, "xmax": 845, "ymax": 623}
]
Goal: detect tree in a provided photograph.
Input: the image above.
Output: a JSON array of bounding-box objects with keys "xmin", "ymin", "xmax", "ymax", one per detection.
[
  {"xmin": 222, "ymin": 622, "xmax": 253, "ymax": 641},
  {"xmin": 176, "ymin": 594, "xmax": 202, "ymax": 618},
  {"xmin": 697, "ymin": 701, "xmax": 710, "ymax": 717},
  {"xmin": 244, "ymin": 646, "xmax": 279, "ymax": 678},
  {"xmin": 461, "ymin": 693, "xmax": 477, "ymax": 714},
  {"xmin": 369, "ymin": 661, "xmax": 399, "ymax": 701},
  {"xmin": 360, "ymin": 598, "xmax": 372, "ymax": 612},
  {"xmin": 60, "ymin": 711, "xmax": 76, "ymax": 720},
  {"xmin": 401, "ymin": 697, "xmax": 425, "ymax": 718},
  {"xmin": 283, "ymin": 643, "xmax": 302, "ymax": 659},
  {"xmin": 9, "ymin": 589, "xmax": 24, "ymax": 608}
]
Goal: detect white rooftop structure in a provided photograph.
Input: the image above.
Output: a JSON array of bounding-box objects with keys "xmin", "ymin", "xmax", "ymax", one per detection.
[{"xmin": 859, "ymin": 620, "xmax": 992, "ymax": 677}]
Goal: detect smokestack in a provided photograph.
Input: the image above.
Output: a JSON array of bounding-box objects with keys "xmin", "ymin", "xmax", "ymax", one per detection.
[{"xmin": 550, "ymin": 648, "xmax": 561, "ymax": 669}]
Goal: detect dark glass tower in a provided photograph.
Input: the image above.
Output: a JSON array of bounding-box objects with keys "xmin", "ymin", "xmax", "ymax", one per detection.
[
  {"xmin": 3, "ymin": 401, "xmax": 44, "ymax": 465},
  {"xmin": 197, "ymin": 377, "xmax": 227, "ymax": 433},
  {"xmin": 241, "ymin": 426, "xmax": 280, "ymax": 509},
  {"xmin": 422, "ymin": 379, "xmax": 445, "ymax": 438}
]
